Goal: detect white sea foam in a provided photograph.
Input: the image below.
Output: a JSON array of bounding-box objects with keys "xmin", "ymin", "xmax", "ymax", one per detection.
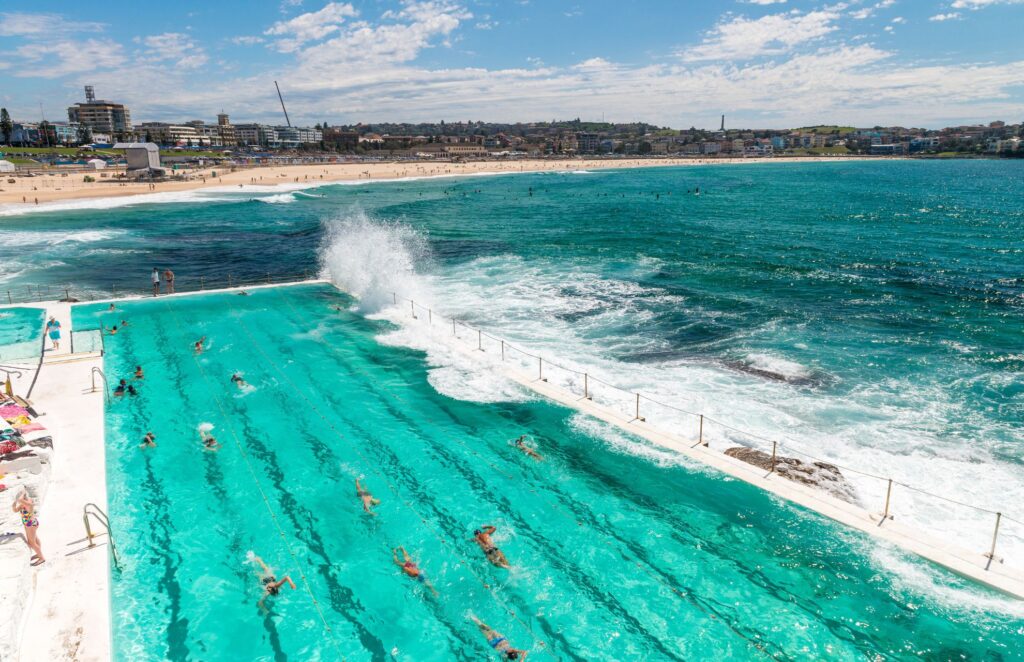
[
  {"xmin": 0, "ymin": 229, "xmax": 128, "ymax": 247},
  {"xmin": 316, "ymin": 213, "xmax": 1024, "ymax": 604},
  {"xmin": 253, "ymin": 193, "xmax": 296, "ymax": 204}
]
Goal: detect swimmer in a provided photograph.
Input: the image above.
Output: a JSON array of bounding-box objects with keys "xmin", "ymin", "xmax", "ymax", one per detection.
[
  {"xmin": 120, "ymin": 320, "xmax": 129, "ymax": 327},
  {"xmin": 251, "ymin": 554, "xmax": 296, "ymax": 611},
  {"xmin": 109, "ymin": 325, "xmax": 118, "ymax": 335},
  {"xmin": 230, "ymin": 373, "xmax": 248, "ymax": 388},
  {"xmin": 114, "ymin": 379, "xmax": 127, "ymax": 396},
  {"xmin": 140, "ymin": 432, "xmax": 156, "ymax": 448},
  {"xmin": 194, "ymin": 336, "xmax": 206, "ymax": 353},
  {"xmin": 356, "ymin": 478, "xmax": 380, "ymax": 516},
  {"xmin": 128, "ymin": 385, "xmax": 138, "ymax": 396},
  {"xmin": 473, "ymin": 525, "xmax": 510, "ymax": 569},
  {"xmin": 108, "ymin": 303, "xmax": 116, "ymax": 312},
  {"xmin": 513, "ymin": 435, "xmax": 542, "ymax": 460},
  {"xmin": 199, "ymin": 427, "xmax": 221, "ymax": 451},
  {"xmin": 470, "ymin": 615, "xmax": 529, "ymax": 660},
  {"xmin": 393, "ymin": 547, "xmax": 438, "ymax": 596},
  {"xmin": 134, "ymin": 365, "xmax": 144, "ymax": 379},
  {"xmin": 237, "ymin": 290, "xmax": 250, "ymax": 296}
]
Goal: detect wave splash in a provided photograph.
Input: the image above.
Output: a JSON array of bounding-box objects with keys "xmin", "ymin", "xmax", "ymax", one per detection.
[{"xmin": 317, "ymin": 210, "xmax": 432, "ymax": 313}]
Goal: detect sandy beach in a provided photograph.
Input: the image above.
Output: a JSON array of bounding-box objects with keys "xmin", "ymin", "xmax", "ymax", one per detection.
[{"xmin": 0, "ymin": 156, "xmax": 880, "ymax": 208}]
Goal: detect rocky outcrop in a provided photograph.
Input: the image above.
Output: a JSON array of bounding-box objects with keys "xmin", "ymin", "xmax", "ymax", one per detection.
[{"xmin": 724, "ymin": 446, "xmax": 859, "ymax": 504}]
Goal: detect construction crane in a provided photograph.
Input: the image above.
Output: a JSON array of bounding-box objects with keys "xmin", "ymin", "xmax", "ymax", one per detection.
[{"xmin": 274, "ymin": 81, "xmax": 291, "ymax": 127}]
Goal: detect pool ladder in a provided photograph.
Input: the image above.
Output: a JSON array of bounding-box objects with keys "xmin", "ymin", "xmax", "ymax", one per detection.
[
  {"xmin": 83, "ymin": 502, "xmax": 120, "ymax": 570},
  {"xmin": 90, "ymin": 367, "xmax": 110, "ymax": 403}
]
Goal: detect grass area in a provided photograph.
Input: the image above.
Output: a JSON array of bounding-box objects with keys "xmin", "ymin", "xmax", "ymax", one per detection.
[
  {"xmin": 0, "ymin": 146, "xmax": 120, "ymax": 157},
  {"xmin": 792, "ymin": 126, "xmax": 856, "ymax": 135},
  {"xmin": 5, "ymin": 157, "xmax": 40, "ymax": 165}
]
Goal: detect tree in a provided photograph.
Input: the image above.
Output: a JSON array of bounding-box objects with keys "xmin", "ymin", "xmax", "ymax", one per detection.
[
  {"xmin": 77, "ymin": 124, "xmax": 93, "ymax": 145},
  {"xmin": 0, "ymin": 108, "xmax": 12, "ymax": 145}
]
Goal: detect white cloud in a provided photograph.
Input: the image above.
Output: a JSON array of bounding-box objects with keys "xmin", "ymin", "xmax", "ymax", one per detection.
[
  {"xmin": 929, "ymin": 12, "xmax": 962, "ymax": 20},
  {"xmin": 231, "ymin": 35, "xmax": 265, "ymax": 46},
  {"xmin": 0, "ymin": 12, "xmax": 104, "ymax": 37},
  {"xmin": 891, "ymin": 16, "xmax": 906, "ymax": 23},
  {"xmin": 951, "ymin": 0, "xmax": 1024, "ymax": 7},
  {"xmin": 265, "ymin": 2, "xmax": 358, "ymax": 53},
  {"xmin": 140, "ymin": 32, "xmax": 209, "ymax": 69},
  {"xmin": 13, "ymin": 38, "xmax": 124, "ymax": 78},
  {"xmin": 680, "ymin": 10, "xmax": 840, "ymax": 61},
  {"xmin": 850, "ymin": 8, "xmax": 873, "ymax": 18}
]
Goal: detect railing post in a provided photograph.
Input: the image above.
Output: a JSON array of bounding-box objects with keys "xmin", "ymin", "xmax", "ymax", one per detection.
[
  {"xmin": 699, "ymin": 414, "xmax": 706, "ymax": 446},
  {"xmin": 200, "ymin": 276, "xmax": 205, "ymax": 291},
  {"xmin": 228, "ymin": 273, "xmax": 233, "ymax": 287},
  {"xmin": 6, "ymin": 291, "xmax": 10, "ymax": 305},
  {"xmin": 428, "ymin": 309, "xmax": 432, "ymax": 325},
  {"xmin": 538, "ymin": 357, "xmax": 545, "ymax": 381},
  {"xmin": 393, "ymin": 292, "xmax": 397, "ymax": 305},
  {"xmin": 477, "ymin": 330, "xmax": 482, "ymax": 351},
  {"xmin": 635, "ymin": 393, "xmax": 644, "ymax": 421},
  {"xmin": 501, "ymin": 340, "xmax": 505, "ymax": 361},
  {"xmin": 985, "ymin": 512, "xmax": 1003, "ymax": 569},
  {"xmin": 65, "ymin": 288, "xmax": 70, "ymax": 301},
  {"xmin": 112, "ymin": 283, "xmax": 116, "ymax": 298},
  {"xmin": 452, "ymin": 319, "xmax": 457, "ymax": 336},
  {"xmin": 882, "ymin": 479, "xmax": 893, "ymax": 522},
  {"xmin": 266, "ymin": 272, "xmax": 271, "ymax": 284},
  {"xmin": 584, "ymin": 373, "xmax": 590, "ymax": 399},
  {"xmin": 770, "ymin": 441, "xmax": 777, "ymax": 473}
]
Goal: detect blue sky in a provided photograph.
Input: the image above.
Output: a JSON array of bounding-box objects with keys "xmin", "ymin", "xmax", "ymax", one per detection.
[{"xmin": 1, "ymin": 0, "xmax": 1023, "ymax": 128}]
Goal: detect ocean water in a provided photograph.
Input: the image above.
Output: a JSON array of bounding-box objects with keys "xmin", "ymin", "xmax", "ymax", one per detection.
[{"xmin": 72, "ymin": 285, "xmax": 1024, "ymax": 660}]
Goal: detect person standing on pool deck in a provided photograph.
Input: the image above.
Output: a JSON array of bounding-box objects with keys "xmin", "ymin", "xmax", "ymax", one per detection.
[
  {"xmin": 151, "ymin": 268, "xmax": 161, "ymax": 296},
  {"xmin": 44, "ymin": 316, "xmax": 61, "ymax": 351},
  {"xmin": 12, "ymin": 489, "xmax": 44, "ymax": 566},
  {"xmin": 470, "ymin": 615, "xmax": 528, "ymax": 660},
  {"xmin": 251, "ymin": 554, "xmax": 296, "ymax": 611},
  {"xmin": 163, "ymin": 268, "xmax": 175, "ymax": 294},
  {"xmin": 393, "ymin": 547, "xmax": 439, "ymax": 596}
]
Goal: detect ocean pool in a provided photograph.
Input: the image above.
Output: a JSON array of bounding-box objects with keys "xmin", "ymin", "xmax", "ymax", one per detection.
[
  {"xmin": 72, "ymin": 284, "xmax": 1024, "ymax": 661},
  {"xmin": 0, "ymin": 306, "xmax": 44, "ymax": 363}
]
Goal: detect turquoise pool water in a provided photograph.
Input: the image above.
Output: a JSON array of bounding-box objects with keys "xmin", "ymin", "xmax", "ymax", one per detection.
[
  {"xmin": 0, "ymin": 306, "xmax": 44, "ymax": 362},
  {"xmin": 73, "ymin": 284, "xmax": 1024, "ymax": 661}
]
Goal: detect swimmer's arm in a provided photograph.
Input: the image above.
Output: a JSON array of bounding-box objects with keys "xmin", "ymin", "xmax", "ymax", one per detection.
[{"xmin": 482, "ymin": 525, "xmax": 496, "ymax": 535}]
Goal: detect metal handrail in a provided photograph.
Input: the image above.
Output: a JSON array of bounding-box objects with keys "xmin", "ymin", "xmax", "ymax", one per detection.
[
  {"xmin": 24, "ymin": 315, "xmax": 50, "ymax": 400},
  {"xmin": 90, "ymin": 367, "xmax": 110, "ymax": 403},
  {"xmin": 82, "ymin": 502, "xmax": 119, "ymax": 570}
]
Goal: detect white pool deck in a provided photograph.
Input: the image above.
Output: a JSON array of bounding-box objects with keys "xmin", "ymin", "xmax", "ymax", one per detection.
[{"xmin": 0, "ymin": 278, "xmax": 1021, "ymax": 661}]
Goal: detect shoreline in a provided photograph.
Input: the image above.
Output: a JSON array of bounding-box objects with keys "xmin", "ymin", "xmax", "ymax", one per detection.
[{"xmin": 0, "ymin": 155, "xmax": 892, "ymax": 209}]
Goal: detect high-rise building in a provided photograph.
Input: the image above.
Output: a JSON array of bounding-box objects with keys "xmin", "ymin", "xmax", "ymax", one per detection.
[
  {"xmin": 67, "ymin": 86, "xmax": 132, "ymax": 138},
  {"xmin": 217, "ymin": 113, "xmax": 237, "ymax": 147}
]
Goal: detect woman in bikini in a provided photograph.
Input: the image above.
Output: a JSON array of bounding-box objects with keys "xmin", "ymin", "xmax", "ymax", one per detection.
[
  {"xmin": 473, "ymin": 525, "xmax": 510, "ymax": 568},
  {"xmin": 251, "ymin": 554, "xmax": 296, "ymax": 611},
  {"xmin": 355, "ymin": 478, "xmax": 380, "ymax": 516},
  {"xmin": 393, "ymin": 547, "xmax": 438, "ymax": 596},
  {"xmin": 514, "ymin": 435, "xmax": 542, "ymax": 460},
  {"xmin": 470, "ymin": 615, "xmax": 528, "ymax": 660},
  {"xmin": 12, "ymin": 490, "xmax": 44, "ymax": 565}
]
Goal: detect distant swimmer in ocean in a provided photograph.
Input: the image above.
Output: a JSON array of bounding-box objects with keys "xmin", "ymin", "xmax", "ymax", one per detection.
[
  {"xmin": 473, "ymin": 525, "xmax": 510, "ymax": 569},
  {"xmin": 230, "ymin": 373, "xmax": 248, "ymax": 388},
  {"xmin": 513, "ymin": 435, "xmax": 542, "ymax": 460},
  {"xmin": 108, "ymin": 303, "xmax": 116, "ymax": 312},
  {"xmin": 237, "ymin": 290, "xmax": 250, "ymax": 296},
  {"xmin": 249, "ymin": 553, "xmax": 296, "ymax": 611},
  {"xmin": 470, "ymin": 615, "xmax": 529, "ymax": 660},
  {"xmin": 393, "ymin": 547, "xmax": 438, "ymax": 596},
  {"xmin": 356, "ymin": 478, "xmax": 380, "ymax": 516},
  {"xmin": 198, "ymin": 424, "xmax": 221, "ymax": 451},
  {"xmin": 194, "ymin": 336, "xmax": 206, "ymax": 353},
  {"xmin": 140, "ymin": 431, "xmax": 156, "ymax": 448}
]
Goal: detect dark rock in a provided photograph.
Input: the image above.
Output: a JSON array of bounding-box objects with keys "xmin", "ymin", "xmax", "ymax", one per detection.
[{"xmin": 724, "ymin": 446, "xmax": 859, "ymax": 504}]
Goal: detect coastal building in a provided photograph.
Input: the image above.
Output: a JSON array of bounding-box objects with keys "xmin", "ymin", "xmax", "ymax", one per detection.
[
  {"xmin": 323, "ymin": 128, "xmax": 359, "ymax": 150},
  {"xmin": 576, "ymin": 132, "xmax": 600, "ymax": 154},
  {"xmin": 113, "ymin": 142, "xmax": 163, "ymax": 176},
  {"xmin": 67, "ymin": 86, "xmax": 132, "ymax": 139},
  {"xmin": 137, "ymin": 122, "xmax": 202, "ymax": 146},
  {"xmin": 217, "ymin": 113, "xmax": 237, "ymax": 147}
]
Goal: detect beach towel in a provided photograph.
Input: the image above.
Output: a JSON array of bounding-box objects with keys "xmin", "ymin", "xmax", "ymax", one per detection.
[
  {"xmin": 7, "ymin": 415, "xmax": 31, "ymax": 427},
  {"xmin": 0, "ymin": 440, "xmax": 21, "ymax": 454},
  {"xmin": 0, "ymin": 405, "xmax": 30, "ymax": 420},
  {"xmin": 14, "ymin": 422, "xmax": 45, "ymax": 434}
]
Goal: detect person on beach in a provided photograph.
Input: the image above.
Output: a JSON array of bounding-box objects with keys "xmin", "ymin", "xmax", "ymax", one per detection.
[
  {"xmin": 164, "ymin": 269, "xmax": 175, "ymax": 294},
  {"xmin": 134, "ymin": 365, "xmax": 144, "ymax": 379},
  {"xmin": 152, "ymin": 268, "xmax": 161, "ymax": 296},
  {"xmin": 230, "ymin": 373, "xmax": 247, "ymax": 388},
  {"xmin": 45, "ymin": 317, "xmax": 61, "ymax": 350},
  {"xmin": 194, "ymin": 336, "xmax": 206, "ymax": 353},
  {"xmin": 356, "ymin": 478, "xmax": 380, "ymax": 516},
  {"xmin": 470, "ymin": 615, "xmax": 528, "ymax": 660},
  {"xmin": 473, "ymin": 525, "xmax": 510, "ymax": 569},
  {"xmin": 393, "ymin": 547, "xmax": 438, "ymax": 596},
  {"xmin": 514, "ymin": 436, "xmax": 542, "ymax": 460},
  {"xmin": 140, "ymin": 431, "xmax": 156, "ymax": 448},
  {"xmin": 114, "ymin": 379, "xmax": 128, "ymax": 396},
  {"xmin": 251, "ymin": 554, "xmax": 296, "ymax": 611},
  {"xmin": 12, "ymin": 490, "xmax": 44, "ymax": 566},
  {"xmin": 199, "ymin": 427, "xmax": 220, "ymax": 451}
]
